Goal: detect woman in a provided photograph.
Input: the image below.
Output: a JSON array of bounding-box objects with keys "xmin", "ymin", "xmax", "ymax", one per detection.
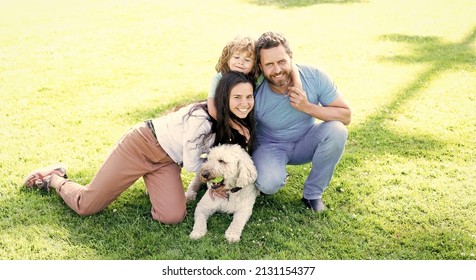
[{"xmin": 23, "ymin": 71, "xmax": 256, "ymax": 224}]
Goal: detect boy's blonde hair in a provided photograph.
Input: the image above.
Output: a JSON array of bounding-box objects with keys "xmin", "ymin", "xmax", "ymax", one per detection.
[{"xmin": 215, "ymin": 36, "xmax": 260, "ymax": 81}]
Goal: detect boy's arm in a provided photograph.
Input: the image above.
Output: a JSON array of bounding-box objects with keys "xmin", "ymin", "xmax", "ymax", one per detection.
[{"xmin": 207, "ymin": 97, "xmax": 218, "ymax": 120}]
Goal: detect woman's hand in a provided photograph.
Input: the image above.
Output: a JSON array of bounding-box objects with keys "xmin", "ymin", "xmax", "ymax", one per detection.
[{"xmin": 209, "ymin": 186, "xmax": 229, "ymax": 200}]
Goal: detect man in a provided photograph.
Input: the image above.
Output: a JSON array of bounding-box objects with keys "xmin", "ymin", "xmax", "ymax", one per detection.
[{"xmin": 253, "ymin": 31, "xmax": 351, "ymax": 211}]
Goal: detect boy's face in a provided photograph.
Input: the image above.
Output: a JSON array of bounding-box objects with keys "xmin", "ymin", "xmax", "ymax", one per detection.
[{"xmin": 228, "ymin": 51, "xmax": 254, "ymax": 75}]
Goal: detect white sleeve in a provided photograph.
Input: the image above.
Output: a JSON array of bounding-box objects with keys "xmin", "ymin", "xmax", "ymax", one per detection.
[{"xmin": 182, "ymin": 114, "xmax": 213, "ymax": 173}]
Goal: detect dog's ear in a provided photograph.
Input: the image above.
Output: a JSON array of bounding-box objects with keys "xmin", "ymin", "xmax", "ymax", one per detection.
[{"xmin": 236, "ymin": 153, "xmax": 257, "ymax": 187}]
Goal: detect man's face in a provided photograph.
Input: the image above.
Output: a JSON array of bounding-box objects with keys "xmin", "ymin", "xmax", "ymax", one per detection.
[{"xmin": 259, "ymin": 45, "xmax": 293, "ymax": 93}]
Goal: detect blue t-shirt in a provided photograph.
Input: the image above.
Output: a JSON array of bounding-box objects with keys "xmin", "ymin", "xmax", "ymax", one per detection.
[{"xmin": 254, "ymin": 65, "xmax": 339, "ymax": 143}]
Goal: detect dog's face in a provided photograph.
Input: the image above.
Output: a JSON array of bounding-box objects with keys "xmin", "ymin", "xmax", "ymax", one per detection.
[{"xmin": 200, "ymin": 144, "xmax": 257, "ymax": 191}]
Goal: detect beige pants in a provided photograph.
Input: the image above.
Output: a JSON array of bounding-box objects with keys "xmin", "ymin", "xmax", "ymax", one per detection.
[{"xmin": 54, "ymin": 122, "xmax": 186, "ymax": 224}]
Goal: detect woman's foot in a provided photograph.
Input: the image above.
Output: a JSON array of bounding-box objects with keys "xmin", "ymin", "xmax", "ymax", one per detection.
[{"xmin": 23, "ymin": 164, "xmax": 68, "ymax": 191}]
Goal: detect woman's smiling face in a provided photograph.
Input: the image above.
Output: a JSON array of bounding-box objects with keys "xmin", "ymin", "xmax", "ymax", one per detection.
[{"xmin": 229, "ymin": 82, "xmax": 254, "ymax": 119}]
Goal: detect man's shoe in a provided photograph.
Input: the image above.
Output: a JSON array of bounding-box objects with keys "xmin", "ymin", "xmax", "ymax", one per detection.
[
  {"xmin": 301, "ymin": 197, "xmax": 327, "ymax": 212},
  {"xmin": 23, "ymin": 163, "xmax": 68, "ymax": 191}
]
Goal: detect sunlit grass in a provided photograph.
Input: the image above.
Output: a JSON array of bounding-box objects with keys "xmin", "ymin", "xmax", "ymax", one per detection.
[{"xmin": 1, "ymin": 0, "xmax": 475, "ymax": 260}]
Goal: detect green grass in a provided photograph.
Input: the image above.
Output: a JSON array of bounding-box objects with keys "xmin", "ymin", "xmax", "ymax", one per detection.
[{"xmin": 1, "ymin": 0, "xmax": 475, "ymax": 260}]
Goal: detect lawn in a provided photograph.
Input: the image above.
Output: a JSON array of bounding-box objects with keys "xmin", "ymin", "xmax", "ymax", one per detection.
[{"xmin": 0, "ymin": 0, "xmax": 475, "ymax": 261}]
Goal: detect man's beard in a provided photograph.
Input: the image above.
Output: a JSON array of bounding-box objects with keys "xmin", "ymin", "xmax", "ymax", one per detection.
[{"xmin": 265, "ymin": 71, "xmax": 291, "ymax": 88}]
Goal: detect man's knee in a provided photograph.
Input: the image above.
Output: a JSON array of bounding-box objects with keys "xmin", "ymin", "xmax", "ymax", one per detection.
[
  {"xmin": 326, "ymin": 121, "xmax": 348, "ymax": 148},
  {"xmin": 255, "ymin": 174, "xmax": 286, "ymax": 195}
]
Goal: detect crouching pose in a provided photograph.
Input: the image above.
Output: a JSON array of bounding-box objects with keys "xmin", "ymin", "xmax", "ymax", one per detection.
[{"xmin": 252, "ymin": 31, "xmax": 351, "ymax": 211}]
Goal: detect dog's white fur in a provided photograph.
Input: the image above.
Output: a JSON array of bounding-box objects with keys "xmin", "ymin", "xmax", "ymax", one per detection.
[{"xmin": 186, "ymin": 144, "xmax": 259, "ymax": 243}]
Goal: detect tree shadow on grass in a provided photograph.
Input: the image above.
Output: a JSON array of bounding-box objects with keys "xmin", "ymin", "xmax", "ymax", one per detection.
[
  {"xmin": 327, "ymin": 26, "xmax": 476, "ymax": 255},
  {"xmin": 345, "ymin": 25, "xmax": 476, "ymax": 163},
  {"xmin": 303, "ymin": 26, "xmax": 476, "ymax": 259},
  {"xmin": 245, "ymin": 0, "xmax": 365, "ymax": 8}
]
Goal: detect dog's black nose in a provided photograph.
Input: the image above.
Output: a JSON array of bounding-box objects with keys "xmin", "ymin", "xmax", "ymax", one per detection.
[{"xmin": 201, "ymin": 170, "xmax": 210, "ymax": 180}]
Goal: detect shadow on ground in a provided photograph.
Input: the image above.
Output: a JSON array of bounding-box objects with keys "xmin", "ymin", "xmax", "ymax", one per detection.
[{"xmin": 345, "ymin": 25, "xmax": 476, "ymax": 164}]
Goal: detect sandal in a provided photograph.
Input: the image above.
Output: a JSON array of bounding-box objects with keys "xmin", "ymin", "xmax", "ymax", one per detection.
[{"xmin": 23, "ymin": 163, "xmax": 68, "ymax": 191}]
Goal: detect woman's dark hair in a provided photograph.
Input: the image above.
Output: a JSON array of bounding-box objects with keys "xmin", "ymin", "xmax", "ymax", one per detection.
[
  {"xmin": 214, "ymin": 71, "xmax": 256, "ymax": 153},
  {"xmin": 184, "ymin": 101, "xmax": 214, "ymax": 154},
  {"xmin": 185, "ymin": 71, "xmax": 255, "ymax": 154}
]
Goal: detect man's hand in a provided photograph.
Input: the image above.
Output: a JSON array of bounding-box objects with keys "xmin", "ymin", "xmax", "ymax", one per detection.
[
  {"xmin": 287, "ymin": 89, "xmax": 352, "ymax": 125},
  {"xmin": 287, "ymin": 86, "xmax": 310, "ymax": 112}
]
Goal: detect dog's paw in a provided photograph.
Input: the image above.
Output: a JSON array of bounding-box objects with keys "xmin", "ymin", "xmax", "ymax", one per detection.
[
  {"xmin": 225, "ymin": 232, "xmax": 241, "ymax": 243},
  {"xmin": 185, "ymin": 190, "xmax": 197, "ymax": 202},
  {"xmin": 189, "ymin": 230, "xmax": 206, "ymax": 240}
]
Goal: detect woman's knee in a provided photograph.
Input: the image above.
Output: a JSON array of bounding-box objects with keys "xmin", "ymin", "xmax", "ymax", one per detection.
[
  {"xmin": 74, "ymin": 200, "xmax": 105, "ymax": 216},
  {"xmin": 76, "ymin": 207, "xmax": 106, "ymax": 216},
  {"xmin": 151, "ymin": 208, "xmax": 186, "ymax": 225}
]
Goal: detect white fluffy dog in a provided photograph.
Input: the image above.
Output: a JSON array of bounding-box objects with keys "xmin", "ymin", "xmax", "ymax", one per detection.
[{"xmin": 186, "ymin": 144, "xmax": 259, "ymax": 243}]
